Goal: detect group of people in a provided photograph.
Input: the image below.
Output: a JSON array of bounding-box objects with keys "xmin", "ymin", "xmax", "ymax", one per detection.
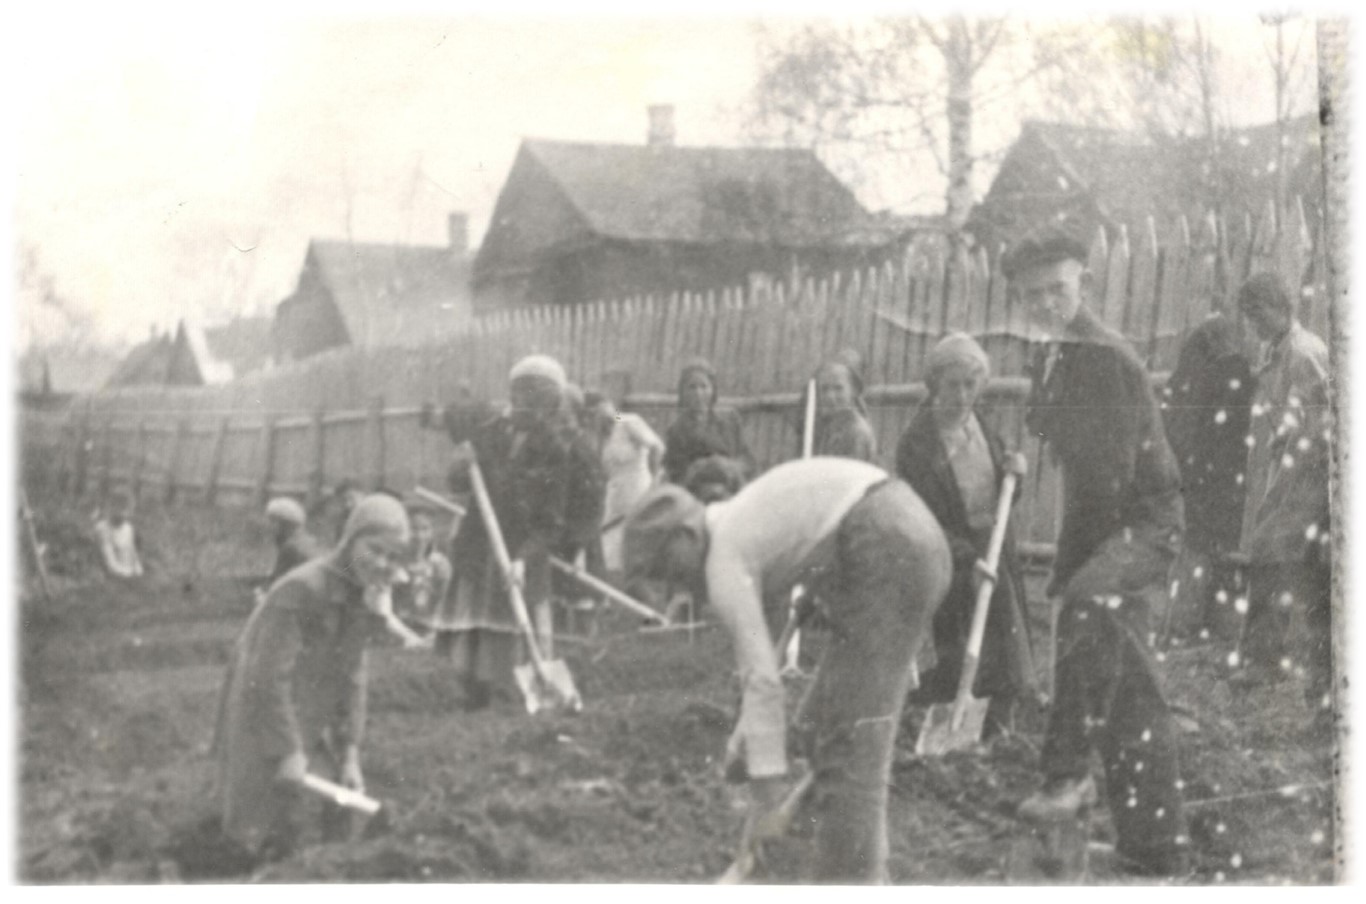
[{"xmin": 208, "ymin": 232, "xmax": 1333, "ymax": 883}]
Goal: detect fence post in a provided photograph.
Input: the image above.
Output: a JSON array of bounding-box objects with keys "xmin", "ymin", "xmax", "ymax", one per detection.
[
  {"xmin": 306, "ymin": 405, "xmax": 327, "ymax": 511},
  {"xmin": 256, "ymin": 415, "xmax": 277, "ymax": 506},
  {"xmin": 205, "ymin": 415, "xmax": 230, "ymax": 506},
  {"xmin": 130, "ymin": 418, "xmax": 149, "ymax": 503},
  {"xmin": 366, "ymin": 395, "xmax": 386, "ymax": 491},
  {"xmin": 164, "ymin": 417, "xmax": 188, "ymax": 504}
]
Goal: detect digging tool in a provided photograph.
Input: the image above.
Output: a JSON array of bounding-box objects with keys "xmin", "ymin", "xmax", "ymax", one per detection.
[
  {"xmin": 717, "ymin": 770, "xmax": 816, "ymax": 884},
  {"xmin": 462, "ymin": 454, "xmax": 582, "ymax": 715},
  {"xmin": 915, "ymin": 452, "xmax": 1028, "ymax": 756},
  {"xmin": 780, "ymin": 380, "xmax": 819, "ymax": 675},
  {"xmin": 19, "ymin": 487, "xmax": 53, "ymax": 601},
  {"xmin": 415, "ymin": 485, "xmax": 666, "ymax": 627},
  {"xmin": 298, "ymin": 773, "xmax": 383, "ymax": 816}
]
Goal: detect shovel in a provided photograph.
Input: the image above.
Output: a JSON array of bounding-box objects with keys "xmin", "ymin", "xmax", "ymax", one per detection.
[
  {"xmin": 415, "ymin": 485, "xmax": 666, "ymax": 626},
  {"xmin": 299, "ymin": 773, "xmax": 382, "ymax": 816},
  {"xmin": 781, "ymin": 379, "xmax": 819, "ymax": 675},
  {"xmin": 464, "ymin": 453, "xmax": 583, "ymax": 715},
  {"xmin": 717, "ymin": 771, "xmax": 816, "ymax": 884},
  {"xmin": 915, "ymin": 452, "xmax": 1027, "ymax": 756}
]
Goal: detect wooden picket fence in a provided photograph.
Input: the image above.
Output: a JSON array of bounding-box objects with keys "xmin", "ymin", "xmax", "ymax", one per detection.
[{"xmin": 38, "ymin": 197, "xmax": 1329, "ymax": 554}]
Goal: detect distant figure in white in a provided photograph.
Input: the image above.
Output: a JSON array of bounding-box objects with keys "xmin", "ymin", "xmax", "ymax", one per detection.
[
  {"xmin": 94, "ymin": 489, "xmax": 143, "ymax": 579},
  {"xmin": 584, "ymin": 390, "xmax": 665, "ymax": 577}
]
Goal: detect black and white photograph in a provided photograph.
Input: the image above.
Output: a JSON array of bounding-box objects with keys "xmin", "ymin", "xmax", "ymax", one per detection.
[{"xmin": 7, "ymin": 1, "xmax": 1352, "ymax": 886}]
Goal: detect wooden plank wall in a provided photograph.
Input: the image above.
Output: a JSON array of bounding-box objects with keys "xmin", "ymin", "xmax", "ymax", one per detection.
[{"xmin": 49, "ymin": 199, "xmax": 1331, "ymax": 552}]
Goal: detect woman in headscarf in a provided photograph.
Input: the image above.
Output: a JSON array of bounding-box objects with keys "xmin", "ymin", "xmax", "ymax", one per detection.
[
  {"xmin": 894, "ymin": 332, "xmax": 1035, "ymax": 735},
  {"xmin": 432, "ymin": 354, "xmax": 603, "ymax": 710},
  {"xmin": 662, "ymin": 357, "xmax": 755, "ymax": 488},
  {"xmin": 796, "ymin": 351, "xmax": 879, "ymax": 462},
  {"xmin": 215, "ymin": 494, "xmax": 410, "ymax": 861}
]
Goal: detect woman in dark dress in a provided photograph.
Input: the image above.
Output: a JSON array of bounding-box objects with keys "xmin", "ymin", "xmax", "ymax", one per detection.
[
  {"xmin": 895, "ymin": 333, "xmax": 1036, "ymax": 734},
  {"xmin": 662, "ymin": 358, "xmax": 755, "ymax": 490}
]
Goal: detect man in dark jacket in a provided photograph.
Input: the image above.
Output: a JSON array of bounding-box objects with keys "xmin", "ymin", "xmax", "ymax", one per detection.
[
  {"xmin": 1009, "ymin": 234, "xmax": 1189, "ymax": 876},
  {"xmin": 1160, "ymin": 311, "xmax": 1255, "ymax": 642}
]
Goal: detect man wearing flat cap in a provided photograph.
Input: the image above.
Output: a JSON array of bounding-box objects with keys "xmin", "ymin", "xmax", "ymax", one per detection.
[
  {"xmin": 1006, "ymin": 234, "xmax": 1190, "ymax": 875},
  {"xmin": 623, "ymin": 458, "xmax": 951, "ymax": 883}
]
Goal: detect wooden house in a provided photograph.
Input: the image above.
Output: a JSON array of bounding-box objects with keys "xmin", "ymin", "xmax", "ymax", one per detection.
[{"xmin": 473, "ymin": 107, "xmax": 903, "ymax": 310}]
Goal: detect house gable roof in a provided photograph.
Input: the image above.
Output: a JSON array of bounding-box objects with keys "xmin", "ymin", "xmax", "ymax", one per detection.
[
  {"xmin": 307, "ymin": 240, "xmax": 472, "ymax": 348},
  {"xmin": 970, "ymin": 115, "xmax": 1323, "ymax": 247},
  {"xmin": 204, "ymin": 316, "xmax": 272, "ymax": 378},
  {"xmin": 520, "ymin": 139, "xmax": 889, "ymax": 248}
]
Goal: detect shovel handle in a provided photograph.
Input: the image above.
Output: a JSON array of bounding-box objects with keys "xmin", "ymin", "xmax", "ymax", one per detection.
[
  {"xmin": 418, "ymin": 485, "xmax": 666, "ymax": 627},
  {"xmin": 950, "ymin": 457, "xmax": 1026, "ymax": 727},
  {"xmin": 299, "ymin": 774, "xmax": 382, "ymax": 815},
  {"xmin": 801, "ymin": 379, "xmax": 817, "ymax": 459},
  {"xmin": 463, "ymin": 452, "xmax": 550, "ymax": 676}
]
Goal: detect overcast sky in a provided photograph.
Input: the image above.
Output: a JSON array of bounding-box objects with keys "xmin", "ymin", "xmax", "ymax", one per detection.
[{"xmin": 9, "ymin": 2, "xmax": 1323, "ymax": 349}]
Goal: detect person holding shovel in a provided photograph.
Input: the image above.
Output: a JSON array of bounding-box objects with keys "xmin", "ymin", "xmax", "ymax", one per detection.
[
  {"xmin": 1008, "ymin": 234, "xmax": 1190, "ymax": 876},
  {"xmin": 430, "ymin": 354, "xmax": 601, "ymax": 710},
  {"xmin": 895, "ymin": 332, "xmax": 1035, "ymax": 738},
  {"xmin": 623, "ymin": 457, "xmax": 952, "ymax": 883},
  {"xmin": 795, "ymin": 351, "xmax": 878, "ymax": 463},
  {"xmin": 215, "ymin": 494, "xmax": 410, "ymax": 860}
]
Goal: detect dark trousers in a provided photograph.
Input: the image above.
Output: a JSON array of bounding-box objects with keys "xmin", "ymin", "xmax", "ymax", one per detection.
[
  {"xmin": 1043, "ymin": 526, "xmax": 1188, "ymax": 869},
  {"xmin": 795, "ymin": 480, "xmax": 950, "ymax": 883},
  {"xmin": 1243, "ymin": 558, "xmax": 1333, "ymax": 702}
]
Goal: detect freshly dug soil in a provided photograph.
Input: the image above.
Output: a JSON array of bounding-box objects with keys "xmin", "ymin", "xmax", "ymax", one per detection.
[{"xmin": 17, "ymin": 495, "xmax": 1340, "ymax": 884}]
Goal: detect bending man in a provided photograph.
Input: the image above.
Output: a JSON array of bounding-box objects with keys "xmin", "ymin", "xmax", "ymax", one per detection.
[{"xmin": 623, "ymin": 457, "xmax": 951, "ymax": 882}]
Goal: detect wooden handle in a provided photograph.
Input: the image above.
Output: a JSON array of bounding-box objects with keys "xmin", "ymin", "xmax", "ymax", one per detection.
[
  {"xmin": 419, "ymin": 485, "xmax": 665, "ymax": 627},
  {"xmin": 950, "ymin": 466, "xmax": 1023, "ymax": 726},
  {"xmin": 464, "ymin": 452, "xmax": 549, "ymax": 673},
  {"xmin": 299, "ymin": 774, "xmax": 381, "ymax": 815},
  {"xmin": 548, "ymin": 558, "xmax": 666, "ymax": 624},
  {"xmin": 802, "ymin": 379, "xmax": 817, "ymax": 459}
]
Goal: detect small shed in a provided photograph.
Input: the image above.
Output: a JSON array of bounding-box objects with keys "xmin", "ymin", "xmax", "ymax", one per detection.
[{"xmin": 273, "ymin": 216, "xmax": 473, "ymax": 363}]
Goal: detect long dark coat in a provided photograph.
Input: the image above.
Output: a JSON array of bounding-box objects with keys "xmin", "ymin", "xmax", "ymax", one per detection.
[
  {"xmin": 1026, "ymin": 307, "xmax": 1184, "ymax": 596},
  {"xmin": 895, "ymin": 406, "xmax": 1034, "ymax": 702},
  {"xmin": 440, "ymin": 408, "xmax": 604, "ymax": 630},
  {"xmin": 216, "ymin": 556, "xmax": 385, "ymax": 851},
  {"xmin": 1161, "ymin": 314, "xmax": 1254, "ymax": 557}
]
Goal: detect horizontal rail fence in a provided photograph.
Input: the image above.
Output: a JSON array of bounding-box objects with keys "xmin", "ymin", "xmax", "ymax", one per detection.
[{"xmin": 44, "ymin": 198, "xmax": 1326, "ymax": 553}]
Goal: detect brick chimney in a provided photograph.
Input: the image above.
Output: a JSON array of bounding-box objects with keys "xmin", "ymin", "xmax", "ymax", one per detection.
[
  {"xmin": 447, "ymin": 212, "xmax": 469, "ymax": 254},
  {"xmin": 647, "ymin": 104, "xmax": 675, "ymax": 148}
]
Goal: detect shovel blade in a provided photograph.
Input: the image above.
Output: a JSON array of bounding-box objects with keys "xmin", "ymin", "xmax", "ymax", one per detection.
[
  {"xmin": 514, "ymin": 658, "xmax": 583, "ymax": 715},
  {"xmin": 914, "ymin": 696, "xmax": 990, "ymax": 756}
]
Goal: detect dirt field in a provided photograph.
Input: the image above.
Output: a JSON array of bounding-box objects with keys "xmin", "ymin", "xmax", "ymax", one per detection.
[{"xmin": 16, "ymin": 487, "xmax": 1340, "ymax": 884}]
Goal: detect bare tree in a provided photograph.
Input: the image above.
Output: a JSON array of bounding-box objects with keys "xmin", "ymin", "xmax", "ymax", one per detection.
[
  {"xmin": 1260, "ymin": 12, "xmax": 1314, "ymax": 221},
  {"xmin": 747, "ymin": 17, "xmax": 1101, "ymax": 235}
]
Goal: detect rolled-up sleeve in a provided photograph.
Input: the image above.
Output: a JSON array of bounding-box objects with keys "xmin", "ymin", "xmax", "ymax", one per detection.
[{"xmin": 707, "ymin": 551, "xmax": 787, "ymax": 778}]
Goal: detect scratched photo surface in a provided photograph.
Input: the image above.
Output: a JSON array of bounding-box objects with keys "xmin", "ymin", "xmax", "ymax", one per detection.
[{"xmin": 14, "ymin": 6, "xmax": 1348, "ymax": 885}]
